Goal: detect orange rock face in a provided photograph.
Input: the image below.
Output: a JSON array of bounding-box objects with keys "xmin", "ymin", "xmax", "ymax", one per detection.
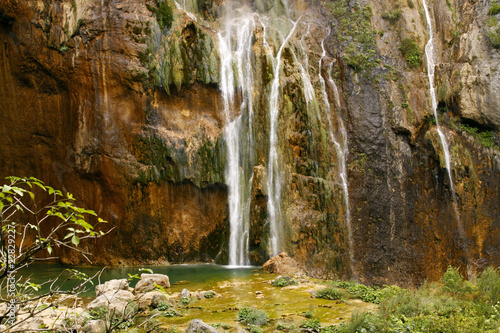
[
  {"xmin": 0, "ymin": 0, "xmax": 498, "ymax": 287},
  {"xmin": 0, "ymin": 0, "xmax": 228, "ymax": 265}
]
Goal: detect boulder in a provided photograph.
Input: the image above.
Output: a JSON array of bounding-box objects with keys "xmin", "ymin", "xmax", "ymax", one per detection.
[
  {"xmin": 95, "ymin": 279, "xmax": 131, "ymax": 296},
  {"xmin": 82, "ymin": 319, "xmax": 106, "ymax": 333},
  {"xmin": 12, "ymin": 317, "xmax": 44, "ymax": 333},
  {"xmin": 181, "ymin": 288, "xmax": 191, "ymax": 298},
  {"xmin": 135, "ymin": 291, "xmax": 168, "ymax": 310},
  {"xmin": 86, "ymin": 289, "xmax": 136, "ymax": 315},
  {"xmin": 262, "ymin": 253, "xmax": 306, "ymax": 276},
  {"xmin": 185, "ymin": 319, "xmax": 221, "ymax": 333},
  {"xmin": 134, "ymin": 273, "xmax": 170, "ymax": 294}
]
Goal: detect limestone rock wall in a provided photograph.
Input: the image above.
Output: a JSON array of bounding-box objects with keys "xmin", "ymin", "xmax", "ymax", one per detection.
[{"xmin": 0, "ymin": 0, "xmax": 498, "ymax": 286}]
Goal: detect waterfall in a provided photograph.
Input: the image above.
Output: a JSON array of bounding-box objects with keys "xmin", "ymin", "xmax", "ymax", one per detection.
[
  {"xmin": 267, "ymin": 17, "xmax": 301, "ymax": 256},
  {"xmin": 173, "ymin": 0, "xmax": 198, "ymax": 22},
  {"xmin": 422, "ymin": 0, "xmax": 472, "ymax": 277},
  {"xmin": 319, "ymin": 38, "xmax": 354, "ymax": 275},
  {"xmin": 422, "ymin": 0, "xmax": 454, "ymax": 191},
  {"xmin": 218, "ymin": 12, "xmax": 256, "ymax": 267}
]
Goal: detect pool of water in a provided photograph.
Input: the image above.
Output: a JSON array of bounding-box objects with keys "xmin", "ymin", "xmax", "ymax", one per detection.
[
  {"xmin": 15, "ymin": 263, "xmax": 258, "ymax": 297},
  {"xmin": 12, "ymin": 263, "xmax": 375, "ymax": 331}
]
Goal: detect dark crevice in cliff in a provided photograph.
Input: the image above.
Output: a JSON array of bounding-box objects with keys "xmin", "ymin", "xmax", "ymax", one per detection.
[{"xmin": 0, "ymin": 10, "xmax": 14, "ymax": 28}]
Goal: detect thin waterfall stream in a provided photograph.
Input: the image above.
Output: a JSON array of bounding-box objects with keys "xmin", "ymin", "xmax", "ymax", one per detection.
[
  {"xmin": 266, "ymin": 17, "xmax": 301, "ymax": 256},
  {"xmin": 319, "ymin": 37, "xmax": 354, "ymax": 275},
  {"xmin": 422, "ymin": 0, "xmax": 473, "ymax": 277}
]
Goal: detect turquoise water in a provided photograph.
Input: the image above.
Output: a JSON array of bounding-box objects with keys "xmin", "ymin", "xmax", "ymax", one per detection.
[{"xmin": 15, "ymin": 263, "xmax": 258, "ymax": 297}]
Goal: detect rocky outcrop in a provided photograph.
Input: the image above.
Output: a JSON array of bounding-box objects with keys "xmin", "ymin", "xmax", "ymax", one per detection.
[
  {"xmin": 262, "ymin": 252, "xmax": 306, "ymax": 276},
  {"xmin": 0, "ymin": 0, "xmax": 498, "ymax": 287}
]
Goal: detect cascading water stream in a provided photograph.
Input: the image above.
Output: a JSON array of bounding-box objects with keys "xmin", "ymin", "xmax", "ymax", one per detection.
[
  {"xmin": 319, "ymin": 38, "xmax": 354, "ymax": 275},
  {"xmin": 422, "ymin": 0, "xmax": 454, "ymax": 191},
  {"xmin": 422, "ymin": 0, "xmax": 472, "ymax": 276},
  {"xmin": 218, "ymin": 12, "xmax": 256, "ymax": 267},
  {"xmin": 173, "ymin": 0, "xmax": 198, "ymax": 22},
  {"xmin": 267, "ymin": 17, "xmax": 301, "ymax": 256}
]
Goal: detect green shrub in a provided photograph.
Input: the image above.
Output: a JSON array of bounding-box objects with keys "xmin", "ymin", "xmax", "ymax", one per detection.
[
  {"xmin": 315, "ymin": 287, "xmax": 344, "ymax": 300},
  {"xmin": 277, "ymin": 323, "xmax": 296, "ymax": 331},
  {"xmin": 272, "ymin": 276, "xmax": 299, "ymax": 287},
  {"xmin": 238, "ymin": 307, "xmax": 269, "ymax": 326},
  {"xmin": 304, "ymin": 309, "xmax": 314, "ymax": 318},
  {"xmin": 163, "ymin": 309, "xmax": 179, "ymax": 317},
  {"xmin": 179, "ymin": 297, "xmax": 193, "ymax": 306},
  {"xmin": 407, "ymin": 0, "xmax": 415, "ymax": 9},
  {"xmin": 332, "ymin": 312, "xmax": 381, "ymax": 333},
  {"xmin": 333, "ymin": 281, "xmax": 388, "ymax": 303},
  {"xmin": 378, "ymin": 289, "xmax": 422, "ymax": 318},
  {"xmin": 399, "ymin": 38, "xmax": 422, "ymax": 68},
  {"xmin": 204, "ymin": 291, "xmax": 215, "ymax": 298},
  {"xmin": 441, "ymin": 266, "xmax": 464, "ymax": 294},
  {"xmin": 247, "ymin": 325, "xmax": 263, "ymax": 333},
  {"xmin": 489, "ymin": 1, "xmax": 500, "ymax": 15},
  {"xmin": 459, "ymin": 123, "xmax": 497, "ymax": 148},
  {"xmin": 156, "ymin": 301, "xmax": 171, "ymax": 311},
  {"xmin": 300, "ymin": 318, "xmax": 321, "ymax": 331},
  {"xmin": 382, "ymin": 9, "xmax": 402, "ymax": 24},
  {"xmin": 478, "ymin": 267, "xmax": 500, "ymax": 304}
]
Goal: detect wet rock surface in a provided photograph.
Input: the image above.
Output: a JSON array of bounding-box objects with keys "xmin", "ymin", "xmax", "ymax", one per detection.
[{"xmin": 0, "ymin": 0, "xmax": 498, "ymax": 286}]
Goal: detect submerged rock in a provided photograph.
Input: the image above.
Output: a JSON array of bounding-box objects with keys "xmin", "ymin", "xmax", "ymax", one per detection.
[{"xmin": 262, "ymin": 253, "xmax": 306, "ymax": 277}]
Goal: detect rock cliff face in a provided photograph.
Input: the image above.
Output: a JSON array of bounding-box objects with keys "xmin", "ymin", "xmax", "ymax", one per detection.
[{"xmin": 0, "ymin": 0, "xmax": 498, "ymax": 286}]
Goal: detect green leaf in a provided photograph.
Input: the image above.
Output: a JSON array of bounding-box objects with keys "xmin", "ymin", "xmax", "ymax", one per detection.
[
  {"xmin": 76, "ymin": 219, "xmax": 93, "ymax": 231},
  {"xmin": 71, "ymin": 235, "xmax": 80, "ymax": 246},
  {"xmin": 47, "ymin": 246, "xmax": 53, "ymax": 255},
  {"xmin": 13, "ymin": 189, "xmax": 24, "ymax": 196}
]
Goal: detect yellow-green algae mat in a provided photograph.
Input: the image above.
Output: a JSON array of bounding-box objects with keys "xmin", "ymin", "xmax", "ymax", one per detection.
[{"xmin": 144, "ymin": 270, "xmax": 376, "ymax": 332}]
